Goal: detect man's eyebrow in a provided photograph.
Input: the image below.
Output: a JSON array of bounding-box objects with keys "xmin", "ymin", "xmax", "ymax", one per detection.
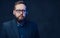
[{"xmin": 17, "ymin": 10, "xmax": 26, "ymax": 11}]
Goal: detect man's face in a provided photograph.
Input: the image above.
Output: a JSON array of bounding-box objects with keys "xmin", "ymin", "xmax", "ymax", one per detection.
[{"xmin": 13, "ymin": 4, "xmax": 27, "ymax": 21}]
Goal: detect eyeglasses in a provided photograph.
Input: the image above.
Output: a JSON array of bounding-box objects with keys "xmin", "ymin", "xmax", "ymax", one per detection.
[{"xmin": 14, "ymin": 10, "xmax": 26, "ymax": 13}]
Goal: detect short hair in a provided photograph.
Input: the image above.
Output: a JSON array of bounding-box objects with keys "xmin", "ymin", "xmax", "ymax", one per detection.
[{"xmin": 13, "ymin": 1, "xmax": 26, "ymax": 10}]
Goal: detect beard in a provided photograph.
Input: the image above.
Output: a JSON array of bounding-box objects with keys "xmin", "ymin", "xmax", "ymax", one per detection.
[
  {"xmin": 14, "ymin": 14, "xmax": 28, "ymax": 23},
  {"xmin": 18, "ymin": 15, "xmax": 24, "ymax": 20},
  {"xmin": 15, "ymin": 15, "xmax": 26, "ymax": 23}
]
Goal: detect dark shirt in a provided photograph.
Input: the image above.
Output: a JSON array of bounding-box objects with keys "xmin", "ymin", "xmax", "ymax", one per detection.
[{"xmin": 17, "ymin": 23, "xmax": 24, "ymax": 38}]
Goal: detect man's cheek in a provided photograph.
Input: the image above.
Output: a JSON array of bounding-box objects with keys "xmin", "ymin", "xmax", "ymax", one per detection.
[
  {"xmin": 16, "ymin": 13, "xmax": 19, "ymax": 15},
  {"xmin": 23, "ymin": 13, "xmax": 26, "ymax": 17},
  {"xmin": 15, "ymin": 14, "xmax": 19, "ymax": 18}
]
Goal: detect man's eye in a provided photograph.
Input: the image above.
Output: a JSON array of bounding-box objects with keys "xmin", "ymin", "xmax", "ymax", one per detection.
[
  {"xmin": 16, "ymin": 10, "xmax": 26, "ymax": 12},
  {"xmin": 16, "ymin": 10, "xmax": 20, "ymax": 11}
]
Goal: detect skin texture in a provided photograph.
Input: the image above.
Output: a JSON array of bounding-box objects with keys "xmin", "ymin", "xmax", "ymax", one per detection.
[{"xmin": 13, "ymin": 4, "xmax": 27, "ymax": 21}]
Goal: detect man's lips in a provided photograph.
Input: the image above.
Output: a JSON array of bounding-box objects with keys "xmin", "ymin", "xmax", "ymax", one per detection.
[
  {"xmin": 18, "ymin": 14, "xmax": 23, "ymax": 17},
  {"xmin": 18, "ymin": 15, "xmax": 24, "ymax": 18}
]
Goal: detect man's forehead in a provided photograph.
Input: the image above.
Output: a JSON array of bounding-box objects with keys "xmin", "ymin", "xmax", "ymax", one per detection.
[{"xmin": 15, "ymin": 4, "xmax": 26, "ymax": 10}]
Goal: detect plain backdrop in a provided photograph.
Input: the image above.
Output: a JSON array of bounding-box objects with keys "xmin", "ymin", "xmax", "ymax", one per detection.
[{"xmin": 0, "ymin": 0, "xmax": 60, "ymax": 38}]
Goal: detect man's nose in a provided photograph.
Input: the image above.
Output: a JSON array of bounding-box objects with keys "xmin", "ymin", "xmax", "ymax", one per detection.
[{"xmin": 20, "ymin": 11, "xmax": 23, "ymax": 14}]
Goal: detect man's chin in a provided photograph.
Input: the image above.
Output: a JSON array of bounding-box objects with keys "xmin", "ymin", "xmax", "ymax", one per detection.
[
  {"xmin": 16, "ymin": 18, "xmax": 25, "ymax": 23},
  {"xmin": 18, "ymin": 17, "xmax": 25, "ymax": 21},
  {"xmin": 18, "ymin": 18, "xmax": 24, "ymax": 21},
  {"xmin": 15, "ymin": 17, "xmax": 26, "ymax": 22}
]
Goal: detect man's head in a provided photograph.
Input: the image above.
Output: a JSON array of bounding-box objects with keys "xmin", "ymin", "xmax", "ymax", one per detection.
[{"xmin": 13, "ymin": 1, "xmax": 27, "ymax": 21}]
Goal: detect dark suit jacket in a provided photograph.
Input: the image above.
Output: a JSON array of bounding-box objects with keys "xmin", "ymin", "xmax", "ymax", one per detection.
[{"xmin": 1, "ymin": 19, "xmax": 39, "ymax": 38}]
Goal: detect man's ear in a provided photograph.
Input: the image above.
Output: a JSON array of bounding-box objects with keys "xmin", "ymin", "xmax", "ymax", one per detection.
[{"xmin": 13, "ymin": 10, "xmax": 15, "ymax": 15}]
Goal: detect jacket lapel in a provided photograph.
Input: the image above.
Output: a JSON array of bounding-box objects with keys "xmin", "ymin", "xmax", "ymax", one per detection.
[{"xmin": 12, "ymin": 19, "xmax": 20, "ymax": 38}]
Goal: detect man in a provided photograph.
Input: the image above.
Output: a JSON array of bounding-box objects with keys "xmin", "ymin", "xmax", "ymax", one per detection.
[{"xmin": 1, "ymin": 1, "xmax": 39, "ymax": 38}]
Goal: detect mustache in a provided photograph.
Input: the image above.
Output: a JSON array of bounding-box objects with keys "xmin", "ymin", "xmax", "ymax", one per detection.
[{"xmin": 18, "ymin": 14, "xmax": 24, "ymax": 18}]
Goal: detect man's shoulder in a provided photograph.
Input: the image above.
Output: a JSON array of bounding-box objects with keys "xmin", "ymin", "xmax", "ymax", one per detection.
[{"xmin": 2, "ymin": 19, "xmax": 15, "ymax": 25}]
